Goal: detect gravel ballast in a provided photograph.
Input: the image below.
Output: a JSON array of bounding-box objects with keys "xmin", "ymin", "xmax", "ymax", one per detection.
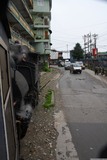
[{"xmin": 20, "ymin": 67, "xmax": 61, "ymax": 160}]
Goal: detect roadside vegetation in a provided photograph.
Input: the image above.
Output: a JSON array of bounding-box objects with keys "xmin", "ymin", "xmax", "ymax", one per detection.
[
  {"xmin": 70, "ymin": 43, "xmax": 84, "ymax": 60},
  {"xmin": 42, "ymin": 62, "xmax": 51, "ymax": 72},
  {"xmin": 43, "ymin": 90, "xmax": 54, "ymax": 109}
]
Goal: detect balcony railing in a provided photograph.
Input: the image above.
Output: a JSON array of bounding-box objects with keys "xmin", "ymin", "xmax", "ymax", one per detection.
[
  {"xmin": 45, "ymin": 35, "xmax": 49, "ymax": 39},
  {"xmin": 8, "ymin": 1, "xmax": 34, "ymax": 38},
  {"xmin": 21, "ymin": 0, "xmax": 33, "ymax": 20},
  {"xmin": 26, "ymin": 0, "xmax": 33, "ymax": 9},
  {"xmin": 35, "ymin": 37, "xmax": 49, "ymax": 42},
  {"xmin": 34, "ymin": 17, "xmax": 49, "ymax": 28},
  {"xmin": 10, "ymin": 28, "xmax": 35, "ymax": 52}
]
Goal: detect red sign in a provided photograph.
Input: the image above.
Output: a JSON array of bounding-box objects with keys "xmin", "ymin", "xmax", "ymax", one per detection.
[{"xmin": 92, "ymin": 48, "xmax": 98, "ymax": 57}]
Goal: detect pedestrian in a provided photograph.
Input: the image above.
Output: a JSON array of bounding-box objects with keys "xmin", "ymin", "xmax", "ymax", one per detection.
[{"xmin": 94, "ymin": 65, "xmax": 99, "ymax": 75}]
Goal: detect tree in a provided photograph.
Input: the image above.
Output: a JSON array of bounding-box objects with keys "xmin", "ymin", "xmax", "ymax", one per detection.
[{"xmin": 72, "ymin": 43, "xmax": 84, "ymax": 60}]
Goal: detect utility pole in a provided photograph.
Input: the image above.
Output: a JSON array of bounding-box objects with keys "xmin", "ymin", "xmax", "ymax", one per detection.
[
  {"xmin": 92, "ymin": 34, "xmax": 98, "ymax": 48},
  {"xmin": 92, "ymin": 34, "xmax": 98, "ymax": 58},
  {"xmin": 66, "ymin": 44, "xmax": 68, "ymax": 58},
  {"xmin": 86, "ymin": 33, "xmax": 92, "ymax": 54},
  {"xmin": 87, "ymin": 34, "xmax": 90, "ymax": 54},
  {"xmin": 87, "ymin": 33, "xmax": 92, "ymax": 53},
  {"xmin": 83, "ymin": 35, "xmax": 87, "ymax": 55},
  {"xmin": 83, "ymin": 33, "xmax": 91, "ymax": 58},
  {"xmin": 83, "ymin": 33, "xmax": 98, "ymax": 58}
]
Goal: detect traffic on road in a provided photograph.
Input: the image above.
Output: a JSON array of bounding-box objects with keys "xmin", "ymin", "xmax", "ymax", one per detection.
[{"xmin": 56, "ymin": 66, "xmax": 107, "ymax": 160}]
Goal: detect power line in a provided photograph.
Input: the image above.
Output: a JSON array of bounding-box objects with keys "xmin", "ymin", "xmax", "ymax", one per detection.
[
  {"xmin": 83, "ymin": 33, "xmax": 98, "ymax": 54},
  {"xmin": 52, "ymin": 21, "xmax": 107, "ymax": 32},
  {"xmin": 52, "ymin": 38, "xmax": 83, "ymax": 44}
]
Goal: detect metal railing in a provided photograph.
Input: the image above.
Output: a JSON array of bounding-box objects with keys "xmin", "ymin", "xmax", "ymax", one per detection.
[
  {"xmin": 8, "ymin": 1, "xmax": 34, "ymax": 38},
  {"xmin": 10, "ymin": 28, "xmax": 35, "ymax": 52}
]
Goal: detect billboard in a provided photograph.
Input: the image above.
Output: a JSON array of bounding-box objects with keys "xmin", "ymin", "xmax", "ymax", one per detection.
[{"xmin": 92, "ymin": 48, "xmax": 98, "ymax": 57}]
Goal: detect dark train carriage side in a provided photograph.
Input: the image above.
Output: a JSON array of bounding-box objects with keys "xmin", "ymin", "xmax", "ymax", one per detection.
[
  {"xmin": 10, "ymin": 44, "xmax": 40, "ymax": 140},
  {"xmin": 0, "ymin": 15, "xmax": 19, "ymax": 160},
  {"xmin": 0, "ymin": 1, "xmax": 40, "ymax": 159}
]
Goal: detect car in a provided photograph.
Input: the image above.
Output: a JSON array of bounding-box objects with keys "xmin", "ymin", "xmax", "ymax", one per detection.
[
  {"xmin": 70, "ymin": 63, "xmax": 82, "ymax": 74},
  {"xmin": 60, "ymin": 61, "xmax": 65, "ymax": 67},
  {"xmin": 64, "ymin": 61, "xmax": 71, "ymax": 70},
  {"xmin": 75, "ymin": 61, "xmax": 85, "ymax": 70},
  {"xmin": 58, "ymin": 60, "xmax": 65, "ymax": 67},
  {"xmin": 65, "ymin": 59, "xmax": 70, "ymax": 62}
]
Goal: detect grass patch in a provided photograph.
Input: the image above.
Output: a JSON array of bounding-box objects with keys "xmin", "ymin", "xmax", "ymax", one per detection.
[
  {"xmin": 43, "ymin": 90, "xmax": 53, "ymax": 109},
  {"xmin": 42, "ymin": 62, "xmax": 51, "ymax": 72}
]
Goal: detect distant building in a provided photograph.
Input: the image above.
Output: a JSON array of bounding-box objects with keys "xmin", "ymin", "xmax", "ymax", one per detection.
[
  {"xmin": 98, "ymin": 52, "xmax": 107, "ymax": 59},
  {"xmin": 58, "ymin": 52, "xmax": 63, "ymax": 60},
  {"xmin": 63, "ymin": 51, "xmax": 70, "ymax": 59},
  {"xmin": 50, "ymin": 50, "xmax": 58, "ymax": 65},
  {"xmin": 50, "ymin": 50, "xmax": 58, "ymax": 59}
]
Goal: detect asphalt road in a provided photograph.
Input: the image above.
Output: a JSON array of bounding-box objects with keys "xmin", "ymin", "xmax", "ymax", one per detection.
[{"xmin": 59, "ymin": 68, "xmax": 107, "ymax": 160}]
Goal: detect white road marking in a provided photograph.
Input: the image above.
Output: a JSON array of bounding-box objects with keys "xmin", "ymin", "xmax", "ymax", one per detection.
[
  {"xmin": 56, "ymin": 83, "xmax": 59, "ymax": 89},
  {"xmin": 54, "ymin": 110, "xmax": 79, "ymax": 160}
]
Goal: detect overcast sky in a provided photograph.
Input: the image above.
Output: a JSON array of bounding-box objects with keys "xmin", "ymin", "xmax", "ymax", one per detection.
[{"xmin": 51, "ymin": 0, "xmax": 107, "ymax": 52}]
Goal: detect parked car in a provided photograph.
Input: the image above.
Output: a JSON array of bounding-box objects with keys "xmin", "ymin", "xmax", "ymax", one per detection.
[
  {"xmin": 75, "ymin": 61, "xmax": 85, "ymax": 70},
  {"xmin": 70, "ymin": 63, "xmax": 82, "ymax": 74},
  {"xmin": 58, "ymin": 60, "xmax": 65, "ymax": 67},
  {"xmin": 64, "ymin": 61, "xmax": 71, "ymax": 70}
]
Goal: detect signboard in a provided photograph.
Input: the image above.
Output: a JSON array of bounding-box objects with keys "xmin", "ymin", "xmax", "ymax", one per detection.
[{"xmin": 92, "ymin": 48, "xmax": 98, "ymax": 57}]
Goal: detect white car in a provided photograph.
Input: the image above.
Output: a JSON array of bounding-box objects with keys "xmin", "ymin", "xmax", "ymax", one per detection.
[
  {"xmin": 70, "ymin": 63, "xmax": 82, "ymax": 74},
  {"xmin": 75, "ymin": 61, "xmax": 85, "ymax": 70},
  {"xmin": 64, "ymin": 61, "xmax": 71, "ymax": 70}
]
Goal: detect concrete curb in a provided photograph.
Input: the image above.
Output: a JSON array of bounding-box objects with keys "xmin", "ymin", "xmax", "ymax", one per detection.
[
  {"xmin": 40, "ymin": 80, "xmax": 50, "ymax": 91},
  {"xmin": 51, "ymin": 90, "xmax": 55, "ymax": 107}
]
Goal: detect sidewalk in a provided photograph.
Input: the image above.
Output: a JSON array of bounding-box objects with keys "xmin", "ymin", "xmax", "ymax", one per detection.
[
  {"xmin": 85, "ymin": 68, "xmax": 107, "ymax": 84},
  {"xmin": 40, "ymin": 67, "xmax": 61, "ymax": 88}
]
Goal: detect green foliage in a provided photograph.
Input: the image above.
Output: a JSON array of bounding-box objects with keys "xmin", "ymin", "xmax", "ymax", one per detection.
[
  {"xmin": 42, "ymin": 62, "xmax": 51, "ymax": 72},
  {"xmin": 72, "ymin": 43, "xmax": 84, "ymax": 60},
  {"xmin": 43, "ymin": 90, "xmax": 53, "ymax": 109}
]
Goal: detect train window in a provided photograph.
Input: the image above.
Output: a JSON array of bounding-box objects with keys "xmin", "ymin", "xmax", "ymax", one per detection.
[
  {"xmin": 0, "ymin": 71, "xmax": 1, "ymax": 90},
  {"xmin": 0, "ymin": 95, "xmax": 7, "ymax": 160},
  {"xmin": 0, "ymin": 45, "xmax": 18, "ymax": 160},
  {"xmin": 5, "ymin": 95, "xmax": 16, "ymax": 160},
  {"xmin": 0, "ymin": 46, "xmax": 9, "ymax": 104}
]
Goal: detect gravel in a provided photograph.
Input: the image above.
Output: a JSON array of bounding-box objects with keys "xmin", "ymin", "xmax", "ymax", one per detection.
[{"xmin": 20, "ymin": 67, "xmax": 62, "ymax": 160}]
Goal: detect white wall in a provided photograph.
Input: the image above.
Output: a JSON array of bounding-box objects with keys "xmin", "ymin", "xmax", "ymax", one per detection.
[
  {"xmin": 50, "ymin": 51, "xmax": 58, "ymax": 59},
  {"xmin": 63, "ymin": 52, "xmax": 70, "ymax": 59}
]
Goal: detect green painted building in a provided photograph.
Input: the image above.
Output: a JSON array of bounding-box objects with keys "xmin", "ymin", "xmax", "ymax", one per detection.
[
  {"xmin": 7, "ymin": 0, "xmax": 52, "ymax": 60},
  {"xmin": 31, "ymin": 0, "xmax": 52, "ymax": 61}
]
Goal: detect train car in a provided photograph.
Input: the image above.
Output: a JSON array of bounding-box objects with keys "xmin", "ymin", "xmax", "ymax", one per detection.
[
  {"xmin": 0, "ymin": 1, "xmax": 19, "ymax": 159},
  {"xmin": 0, "ymin": 1, "xmax": 40, "ymax": 159},
  {"xmin": 9, "ymin": 43, "xmax": 40, "ymax": 139}
]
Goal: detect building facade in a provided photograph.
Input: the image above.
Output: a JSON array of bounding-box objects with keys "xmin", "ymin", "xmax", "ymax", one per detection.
[
  {"xmin": 31, "ymin": 0, "xmax": 52, "ymax": 61},
  {"xmin": 7, "ymin": 0, "xmax": 35, "ymax": 52},
  {"xmin": 7, "ymin": 0, "xmax": 52, "ymax": 60}
]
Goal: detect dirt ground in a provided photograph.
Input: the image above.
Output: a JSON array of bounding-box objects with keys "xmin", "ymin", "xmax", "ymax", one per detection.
[{"xmin": 20, "ymin": 67, "xmax": 62, "ymax": 160}]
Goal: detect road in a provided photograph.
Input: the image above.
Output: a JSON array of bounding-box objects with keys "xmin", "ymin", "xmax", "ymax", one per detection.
[{"xmin": 57, "ymin": 68, "xmax": 107, "ymax": 160}]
